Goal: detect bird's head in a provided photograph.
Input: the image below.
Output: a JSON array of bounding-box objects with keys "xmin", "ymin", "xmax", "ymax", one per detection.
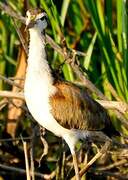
[{"xmin": 25, "ymin": 9, "xmax": 48, "ymax": 32}]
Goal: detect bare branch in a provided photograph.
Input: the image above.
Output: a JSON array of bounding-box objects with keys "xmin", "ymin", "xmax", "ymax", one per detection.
[
  {"xmin": 0, "ymin": 91, "xmax": 24, "ymax": 100},
  {"xmin": 0, "ymin": 137, "xmax": 31, "ymax": 142},
  {"xmin": 0, "ymin": 163, "xmax": 44, "ymax": 178},
  {"xmin": 97, "ymin": 100, "xmax": 128, "ymax": 114},
  {"xmin": 106, "ymin": 82, "xmax": 123, "ymax": 101},
  {"xmin": 39, "ymin": 136, "xmax": 49, "ymax": 166},
  {"xmin": 96, "ymin": 159, "xmax": 127, "ymax": 171},
  {"xmin": 13, "ymin": 18, "xmax": 28, "ymax": 54},
  {"xmin": 0, "ymin": 98, "xmax": 8, "ymax": 110},
  {"xmin": 0, "ymin": 74, "xmax": 23, "ymax": 89},
  {"xmin": 0, "ymin": 2, "xmax": 25, "ymax": 24}
]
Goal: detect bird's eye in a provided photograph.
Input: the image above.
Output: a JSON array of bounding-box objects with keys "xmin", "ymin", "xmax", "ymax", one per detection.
[{"xmin": 40, "ymin": 16, "xmax": 46, "ymax": 21}]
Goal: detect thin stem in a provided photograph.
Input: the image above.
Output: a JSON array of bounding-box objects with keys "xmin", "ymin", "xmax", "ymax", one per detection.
[{"xmin": 72, "ymin": 153, "xmax": 80, "ymax": 180}]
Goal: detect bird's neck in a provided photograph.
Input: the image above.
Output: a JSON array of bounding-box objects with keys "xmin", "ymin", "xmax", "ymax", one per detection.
[{"xmin": 27, "ymin": 28, "xmax": 54, "ymax": 86}]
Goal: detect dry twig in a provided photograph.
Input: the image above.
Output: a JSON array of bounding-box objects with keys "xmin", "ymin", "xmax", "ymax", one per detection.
[
  {"xmin": 0, "ymin": 74, "xmax": 22, "ymax": 89},
  {"xmin": 39, "ymin": 136, "xmax": 49, "ymax": 167},
  {"xmin": 13, "ymin": 18, "xmax": 28, "ymax": 54},
  {"xmin": 96, "ymin": 159, "xmax": 127, "ymax": 171},
  {"xmin": 0, "ymin": 2, "xmax": 25, "ymax": 23},
  {"xmin": 0, "ymin": 98, "xmax": 8, "ymax": 110},
  {"xmin": 30, "ymin": 141, "xmax": 35, "ymax": 180},
  {"xmin": 96, "ymin": 100, "xmax": 128, "ymax": 114},
  {"xmin": 0, "ymin": 91, "xmax": 24, "ymax": 100},
  {"xmin": 0, "ymin": 163, "xmax": 44, "ymax": 178},
  {"xmin": 22, "ymin": 140, "xmax": 31, "ymax": 180}
]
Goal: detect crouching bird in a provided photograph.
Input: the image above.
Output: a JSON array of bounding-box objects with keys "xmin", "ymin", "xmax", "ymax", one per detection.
[{"xmin": 24, "ymin": 9, "xmax": 120, "ymax": 180}]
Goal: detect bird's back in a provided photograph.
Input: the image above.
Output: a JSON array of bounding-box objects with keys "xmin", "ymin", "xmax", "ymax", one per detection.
[{"xmin": 50, "ymin": 81, "xmax": 120, "ymax": 137}]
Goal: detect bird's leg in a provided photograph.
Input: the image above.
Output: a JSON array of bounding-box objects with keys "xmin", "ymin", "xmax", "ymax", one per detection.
[
  {"xmin": 79, "ymin": 140, "xmax": 111, "ymax": 177},
  {"xmin": 83, "ymin": 139, "xmax": 92, "ymax": 167},
  {"xmin": 71, "ymin": 140, "xmax": 111, "ymax": 180},
  {"xmin": 72, "ymin": 152, "xmax": 80, "ymax": 180}
]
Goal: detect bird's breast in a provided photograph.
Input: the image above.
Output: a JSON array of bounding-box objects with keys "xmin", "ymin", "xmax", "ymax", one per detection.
[{"xmin": 24, "ymin": 71, "xmax": 56, "ymax": 126}]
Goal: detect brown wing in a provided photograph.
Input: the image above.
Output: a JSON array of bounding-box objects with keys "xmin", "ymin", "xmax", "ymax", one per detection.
[{"xmin": 49, "ymin": 81, "xmax": 110, "ymax": 131}]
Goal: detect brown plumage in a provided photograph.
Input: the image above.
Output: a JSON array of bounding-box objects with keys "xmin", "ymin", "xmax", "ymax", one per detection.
[{"xmin": 50, "ymin": 81, "xmax": 119, "ymax": 137}]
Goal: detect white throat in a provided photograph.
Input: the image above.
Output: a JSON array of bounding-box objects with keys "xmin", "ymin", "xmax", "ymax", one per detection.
[{"xmin": 27, "ymin": 28, "xmax": 54, "ymax": 88}]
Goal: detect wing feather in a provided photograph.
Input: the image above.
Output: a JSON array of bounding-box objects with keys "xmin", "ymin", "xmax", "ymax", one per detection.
[{"xmin": 50, "ymin": 82, "xmax": 109, "ymax": 131}]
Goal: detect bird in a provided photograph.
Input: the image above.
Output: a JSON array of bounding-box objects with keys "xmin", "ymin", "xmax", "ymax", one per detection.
[{"xmin": 24, "ymin": 8, "xmax": 120, "ymax": 180}]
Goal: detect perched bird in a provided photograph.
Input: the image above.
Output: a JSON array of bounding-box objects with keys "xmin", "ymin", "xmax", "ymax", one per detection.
[{"xmin": 24, "ymin": 9, "xmax": 119, "ymax": 180}]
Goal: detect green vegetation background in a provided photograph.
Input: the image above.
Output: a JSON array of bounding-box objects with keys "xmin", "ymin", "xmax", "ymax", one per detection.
[{"xmin": 0, "ymin": 0, "xmax": 128, "ymax": 179}]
